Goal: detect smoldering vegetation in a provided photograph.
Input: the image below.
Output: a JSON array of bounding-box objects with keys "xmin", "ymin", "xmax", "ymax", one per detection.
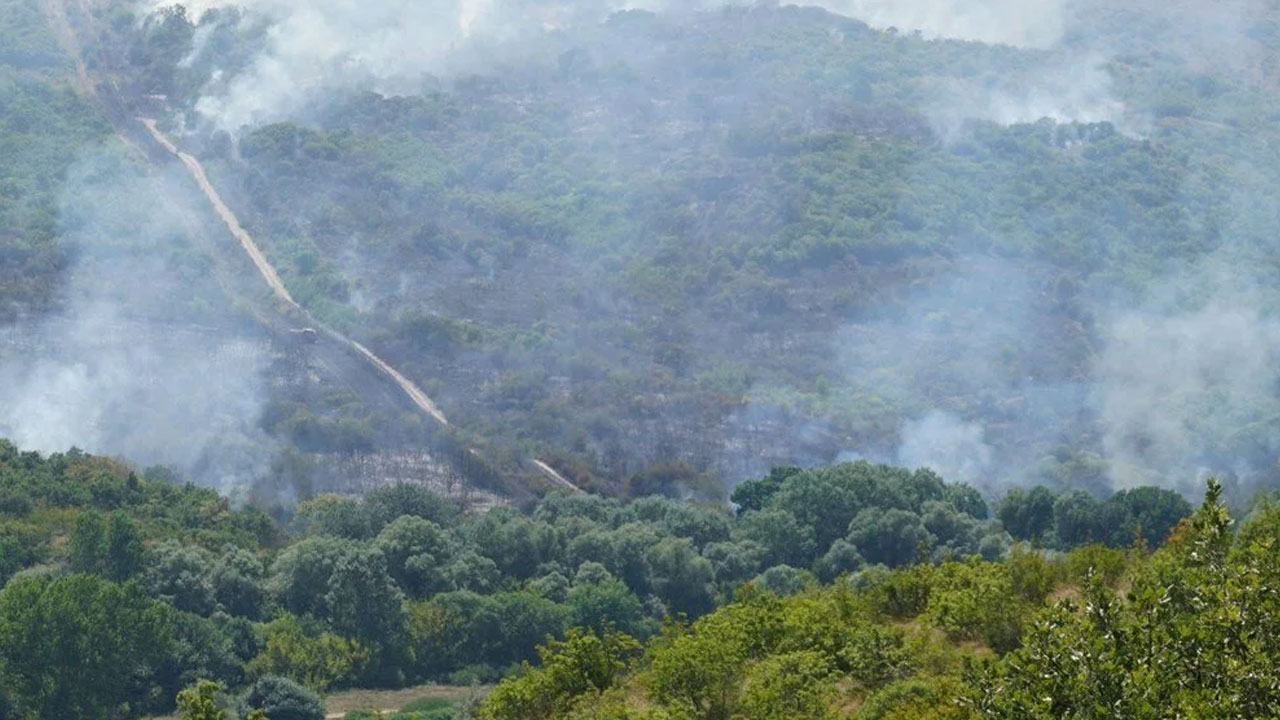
[
  {"xmin": 8, "ymin": 0, "xmax": 1280, "ymax": 502},
  {"xmin": 0, "ymin": 146, "xmax": 279, "ymax": 492}
]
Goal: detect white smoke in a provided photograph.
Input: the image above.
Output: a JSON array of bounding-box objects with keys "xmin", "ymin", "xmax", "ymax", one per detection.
[
  {"xmin": 927, "ymin": 52, "xmax": 1137, "ymax": 137},
  {"xmin": 824, "ymin": 0, "xmax": 1067, "ymax": 48},
  {"xmin": 897, "ymin": 411, "xmax": 994, "ymax": 485},
  {"xmin": 1095, "ymin": 264, "xmax": 1280, "ymax": 492},
  {"xmin": 159, "ymin": 0, "xmax": 1081, "ymax": 133},
  {"xmin": 0, "ymin": 149, "xmax": 275, "ymax": 490},
  {"xmin": 171, "ymin": 0, "xmax": 729, "ymax": 132}
]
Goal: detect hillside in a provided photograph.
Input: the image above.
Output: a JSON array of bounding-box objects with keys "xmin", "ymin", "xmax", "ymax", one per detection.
[{"xmin": 8, "ymin": 0, "xmax": 1274, "ymax": 501}]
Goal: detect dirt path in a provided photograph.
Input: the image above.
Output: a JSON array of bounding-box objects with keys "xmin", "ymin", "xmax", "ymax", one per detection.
[
  {"xmin": 532, "ymin": 459, "xmax": 582, "ymax": 494},
  {"xmin": 138, "ymin": 118, "xmax": 466, "ymax": 429},
  {"xmin": 140, "ymin": 118, "xmax": 299, "ymax": 308},
  {"xmin": 137, "ymin": 121, "xmax": 583, "ymax": 493},
  {"xmin": 348, "ymin": 338, "xmax": 449, "ymax": 425}
]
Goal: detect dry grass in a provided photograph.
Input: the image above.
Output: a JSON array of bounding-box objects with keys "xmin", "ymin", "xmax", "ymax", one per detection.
[
  {"xmin": 324, "ymin": 684, "xmax": 487, "ymax": 716},
  {"xmin": 144, "ymin": 684, "xmax": 489, "ymax": 720}
]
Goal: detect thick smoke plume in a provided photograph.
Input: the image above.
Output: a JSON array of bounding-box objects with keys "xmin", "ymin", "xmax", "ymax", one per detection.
[
  {"xmin": 926, "ymin": 52, "xmax": 1135, "ymax": 138},
  {"xmin": 1096, "ymin": 263, "xmax": 1280, "ymax": 495},
  {"xmin": 0, "ymin": 148, "xmax": 275, "ymax": 491},
  {"xmin": 163, "ymin": 0, "xmax": 1084, "ymax": 133},
  {"xmin": 897, "ymin": 411, "xmax": 994, "ymax": 486}
]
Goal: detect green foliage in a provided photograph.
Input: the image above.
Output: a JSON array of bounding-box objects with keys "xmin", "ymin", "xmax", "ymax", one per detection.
[
  {"xmin": 848, "ymin": 509, "xmax": 933, "ymax": 568},
  {"xmin": 924, "ymin": 561, "xmax": 1025, "ymax": 653},
  {"xmin": 477, "ymin": 629, "xmax": 641, "ymax": 720},
  {"xmin": 995, "ymin": 487, "xmax": 1057, "ymax": 543},
  {"xmin": 728, "ymin": 466, "xmax": 801, "ymax": 513},
  {"xmin": 240, "ymin": 675, "xmax": 325, "ymax": 720},
  {"xmin": 971, "ymin": 479, "xmax": 1280, "ymax": 718},
  {"xmin": 176, "ymin": 680, "xmax": 228, "ymax": 720},
  {"xmin": 739, "ymin": 651, "xmax": 835, "ymax": 720},
  {"xmin": 0, "ymin": 442, "xmax": 1220, "ymax": 718},
  {"xmin": 645, "ymin": 538, "xmax": 716, "ymax": 617},
  {"xmin": 247, "ymin": 614, "xmax": 368, "ymax": 692},
  {"xmin": 376, "ymin": 515, "xmax": 453, "ymax": 597},
  {"xmin": 0, "ymin": 574, "xmax": 172, "ymax": 720}
]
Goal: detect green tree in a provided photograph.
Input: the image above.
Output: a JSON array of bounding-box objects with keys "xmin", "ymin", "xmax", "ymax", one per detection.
[
  {"xmin": 646, "ymin": 537, "xmax": 716, "ymax": 617},
  {"xmin": 490, "ymin": 591, "xmax": 572, "ymax": 665},
  {"xmin": 240, "ymin": 675, "xmax": 325, "ymax": 720},
  {"xmin": 734, "ymin": 508, "xmax": 817, "ymax": 569},
  {"xmin": 145, "ymin": 541, "xmax": 218, "ymax": 615},
  {"xmin": 847, "ymin": 508, "xmax": 934, "ymax": 568},
  {"xmin": 465, "ymin": 508, "xmax": 556, "ymax": 580},
  {"xmin": 702, "ymin": 540, "xmax": 766, "ymax": 588},
  {"xmin": 365, "ymin": 483, "xmax": 459, "ymax": 529},
  {"xmin": 1052, "ymin": 490, "xmax": 1101, "ymax": 547},
  {"xmin": 568, "ymin": 576, "xmax": 647, "ymax": 637},
  {"xmin": 739, "ymin": 651, "xmax": 835, "ymax": 720},
  {"xmin": 730, "ymin": 466, "xmax": 802, "ymax": 513},
  {"xmin": 322, "ymin": 545, "xmax": 409, "ymax": 681},
  {"xmin": 0, "ymin": 574, "xmax": 172, "ymax": 720},
  {"xmin": 813, "ymin": 539, "xmax": 864, "ymax": 583},
  {"xmin": 751, "ymin": 565, "xmax": 814, "ymax": 596},
  {"xmin": 105, "ymin": 511, "xmax": 144, "ymax": 582},
  {"xmin": 1104, "ymin": 486, "xmax": 1192, "ymax": 548},
  {"xmin": 68, "ymin": 511, "xmax": 106, "ymax": 574},
  {"xmin": 973, "ymin": 480, "xmax": 1280, "ymax": 718},
  {"xmin": 996, "ymin": 486, "xmax": 1057, "ymax": 542},
  {"xmin": 247, "ymin": 615, "xmax": 367, "ymax": 692},
  {"xmin": 176, "ymin": 679, "xmax": 226, "ymax": 720},
  {"xmin": 647, "ymin": 601, "xmax": 782, "ymax": 720},
  {"xmin": 375, "ymin": 515, "xmax": 452, "ymax": 597},
  {"xmin": 210, "ymin": 546, "xmax": 265, "ymax": 619},
  {"xmin": 476, "ymin": 629, "xmax": 641, "ymax": 720}
]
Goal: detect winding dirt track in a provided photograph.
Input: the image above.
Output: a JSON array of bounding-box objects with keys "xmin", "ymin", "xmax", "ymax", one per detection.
[{"xmin": 532, "ymin": 460, "xmax": 579, "ymax": 493}]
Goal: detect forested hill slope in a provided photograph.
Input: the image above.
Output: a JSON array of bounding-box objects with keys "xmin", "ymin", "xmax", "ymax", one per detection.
[
  {"xmin": 7, "ymin": 0, "xmax": 1280, "ymax": 500},
  {"xmin": 0, "ymin": 0, "xmax": 108, "ymax": 319},
  {"xmin": 85, "ymin": 0, "xmax": 1280, "ymax": 499}
]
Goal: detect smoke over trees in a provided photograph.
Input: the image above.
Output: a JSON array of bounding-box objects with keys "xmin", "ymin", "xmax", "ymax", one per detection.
[{"xmin": 5, "ymin": 0, "xmax": 1280, "ymax": 504}]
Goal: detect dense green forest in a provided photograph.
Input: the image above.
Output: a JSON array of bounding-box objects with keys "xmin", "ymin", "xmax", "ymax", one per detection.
[
  {"xmin": 475, "ymin": 478, "xmax": 1280, "ymax": 720},
  {"xmin": 0, "ymin": 439, "xmax": 1198, "ymax": 719}
]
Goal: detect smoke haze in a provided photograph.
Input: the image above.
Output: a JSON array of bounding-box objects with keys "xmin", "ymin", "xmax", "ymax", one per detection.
[
  {"xmin": 163, "ymin": 0, "xmax": 1089, "ymax": 133},
  {"xmin": 0, "ymin": 148, "xmax": 275, "ymax": 490},
  {"xmin": 828, "ymin": 0, "xmax": 1067, "ymax": 48},
  {"xmin": 6, "ymin": 0, "xmax": 1276, "ymax": 502}
]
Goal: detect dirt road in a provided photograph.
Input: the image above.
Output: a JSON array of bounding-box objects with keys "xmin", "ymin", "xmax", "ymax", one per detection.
[
  {"xmin": 140, "ymin": 119, "xmax": 463, "ymax": 428},
  {"xmin": 532, "ymin": 459, "xmax": 582, "ymax": 494},
  {"xmin": 140, "ymin": 119, "xmax": 299, "ymax": 308}
]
